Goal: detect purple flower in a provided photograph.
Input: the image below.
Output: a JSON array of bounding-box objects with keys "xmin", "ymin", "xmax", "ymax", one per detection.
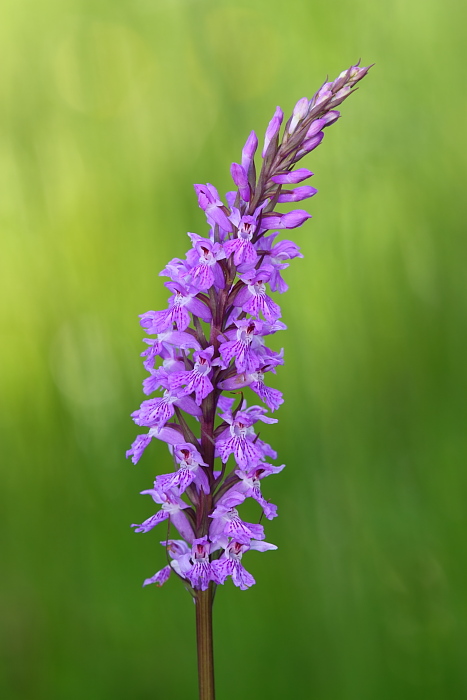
[
  {"xmin": 132, "ymin": 390, "xmax": 201, "ymax": 430},
  {"xmin": 216, "ymin": 405, "xmax": 277, "ymax": 468},
  {"xmin": 143, "ymin": 539, "xmax": 191, "ymax": 587},
  {"xmin": 125, "ymin": 424, "xmax": 186, "ymax": 466},
  {"xmin": 224, "ymin": 206, "xmax": 267, "ymax": 266},
  {"xmin": 169, "ymin": 347, "xmax": 215, "ymax": 405},
  {"xmin": 233, "ymin": 463, "xmax": 285, "ymax": 519},
  {"xmin": 218, "ymin": 368, "xmax": 283, "ymax": 411},
  {"xmin": 258, "ymin": 235, "xmax": 304, "ymax": 293},
  {"xmin": 249, "ymin": 371, "xmax": 284, "ymax": 411},
  {"xmin": 141, "ymin": 331, "xmax": 200, "ymax": 371},
  {"xmin": 209, "ymin": 503, "xmax": 265, "ymax": 544},
  {"xmin": 132, "ymin": 488, "xmax": 194, "ymax": 542},
  {"xmin": 155, "ymin": 443, "xmax": 209, "ymax": 495},
  {"xmin": 212, "ymin": 539, "xmax": 277, "ymax": 590},
  {"xmin": 142, "ymin": 352, "xmax": 185, "ymax": 395},
  {"xmin": 143, "ymin": 565, "xmax": 172, "ymax": 588},
  {"xmin": 184, "ymin": 537, "xmax": 220, "ymax": 591},
  {"xmin": 186, "ymin": 234, "xmax": 226, "ymax": 291},
  {"xmin": 235, "ymin": 266, "xmax": 282, "ymax": 323},
  {"xmin": 194, "ymin": 183, "xmax": 233, "ymax": 232},
  {"xmin": 126, "ymin": 433, "xmax": 153, "ymax": 465},
  {"xmin": 140, "ymin": 283, "xmax": 211, "ymax": 334},
  {"xmin": 218, "ymin": 319, "xmax": 264, "ymax": 374}
]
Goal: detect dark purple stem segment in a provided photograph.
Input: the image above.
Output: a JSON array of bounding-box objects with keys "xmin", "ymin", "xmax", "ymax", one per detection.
[{"xmin": 195, "ymin": 586, "xmax": 215, "ymax": 700}]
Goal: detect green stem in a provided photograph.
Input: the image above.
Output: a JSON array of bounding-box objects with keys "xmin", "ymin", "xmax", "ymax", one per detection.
[{"xmin": 195, "ymin": 586, "xmax": 215, "ymax": 700}]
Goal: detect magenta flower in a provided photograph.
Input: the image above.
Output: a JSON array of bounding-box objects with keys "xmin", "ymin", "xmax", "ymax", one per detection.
[{"xmin": 169, "ymin": 347, "xmax": 215, "ymax": 405}]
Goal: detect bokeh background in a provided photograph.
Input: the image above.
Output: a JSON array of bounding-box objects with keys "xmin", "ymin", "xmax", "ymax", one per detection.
[{"xmin": 1, "ymin": 0, "xmax": 466, "ymax": 698}]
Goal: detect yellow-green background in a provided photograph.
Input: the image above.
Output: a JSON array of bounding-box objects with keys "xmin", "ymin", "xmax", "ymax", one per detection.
[{"xmin": 1, "ymin": 0, "xmax": 466, "ymax": 698}]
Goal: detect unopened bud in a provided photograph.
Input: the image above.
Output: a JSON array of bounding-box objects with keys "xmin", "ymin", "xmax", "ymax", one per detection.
[
  {"xmin": 230, "ymin": 163, "xmax": 251, "ymax": 202},
  {"xmin": 288, "ymin": 97, "xmax": 309, "ymax": 134},
  {"xmin": 241, "ymin": 131, "xmax": 258, "ymax": 173},
  {"xmin": 262, "ymin": 106, "xmax": 284, "ymax": 157}
]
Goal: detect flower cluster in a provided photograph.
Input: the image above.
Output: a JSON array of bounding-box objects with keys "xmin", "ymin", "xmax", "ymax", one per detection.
[{"xmin": 127, "ymin": 63, "xmax": 370, "ymax": 592}]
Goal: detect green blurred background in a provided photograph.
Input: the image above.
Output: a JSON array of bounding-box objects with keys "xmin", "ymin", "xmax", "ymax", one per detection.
[{"xmin": 1, "ymin": 0, "xmax": 466, "ymax": 698}]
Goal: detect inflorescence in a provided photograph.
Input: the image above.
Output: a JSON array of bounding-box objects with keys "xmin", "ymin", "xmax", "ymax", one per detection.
[{"xmin": 127, "ymin": 62, "xmax": 371, "ymax": 593}]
